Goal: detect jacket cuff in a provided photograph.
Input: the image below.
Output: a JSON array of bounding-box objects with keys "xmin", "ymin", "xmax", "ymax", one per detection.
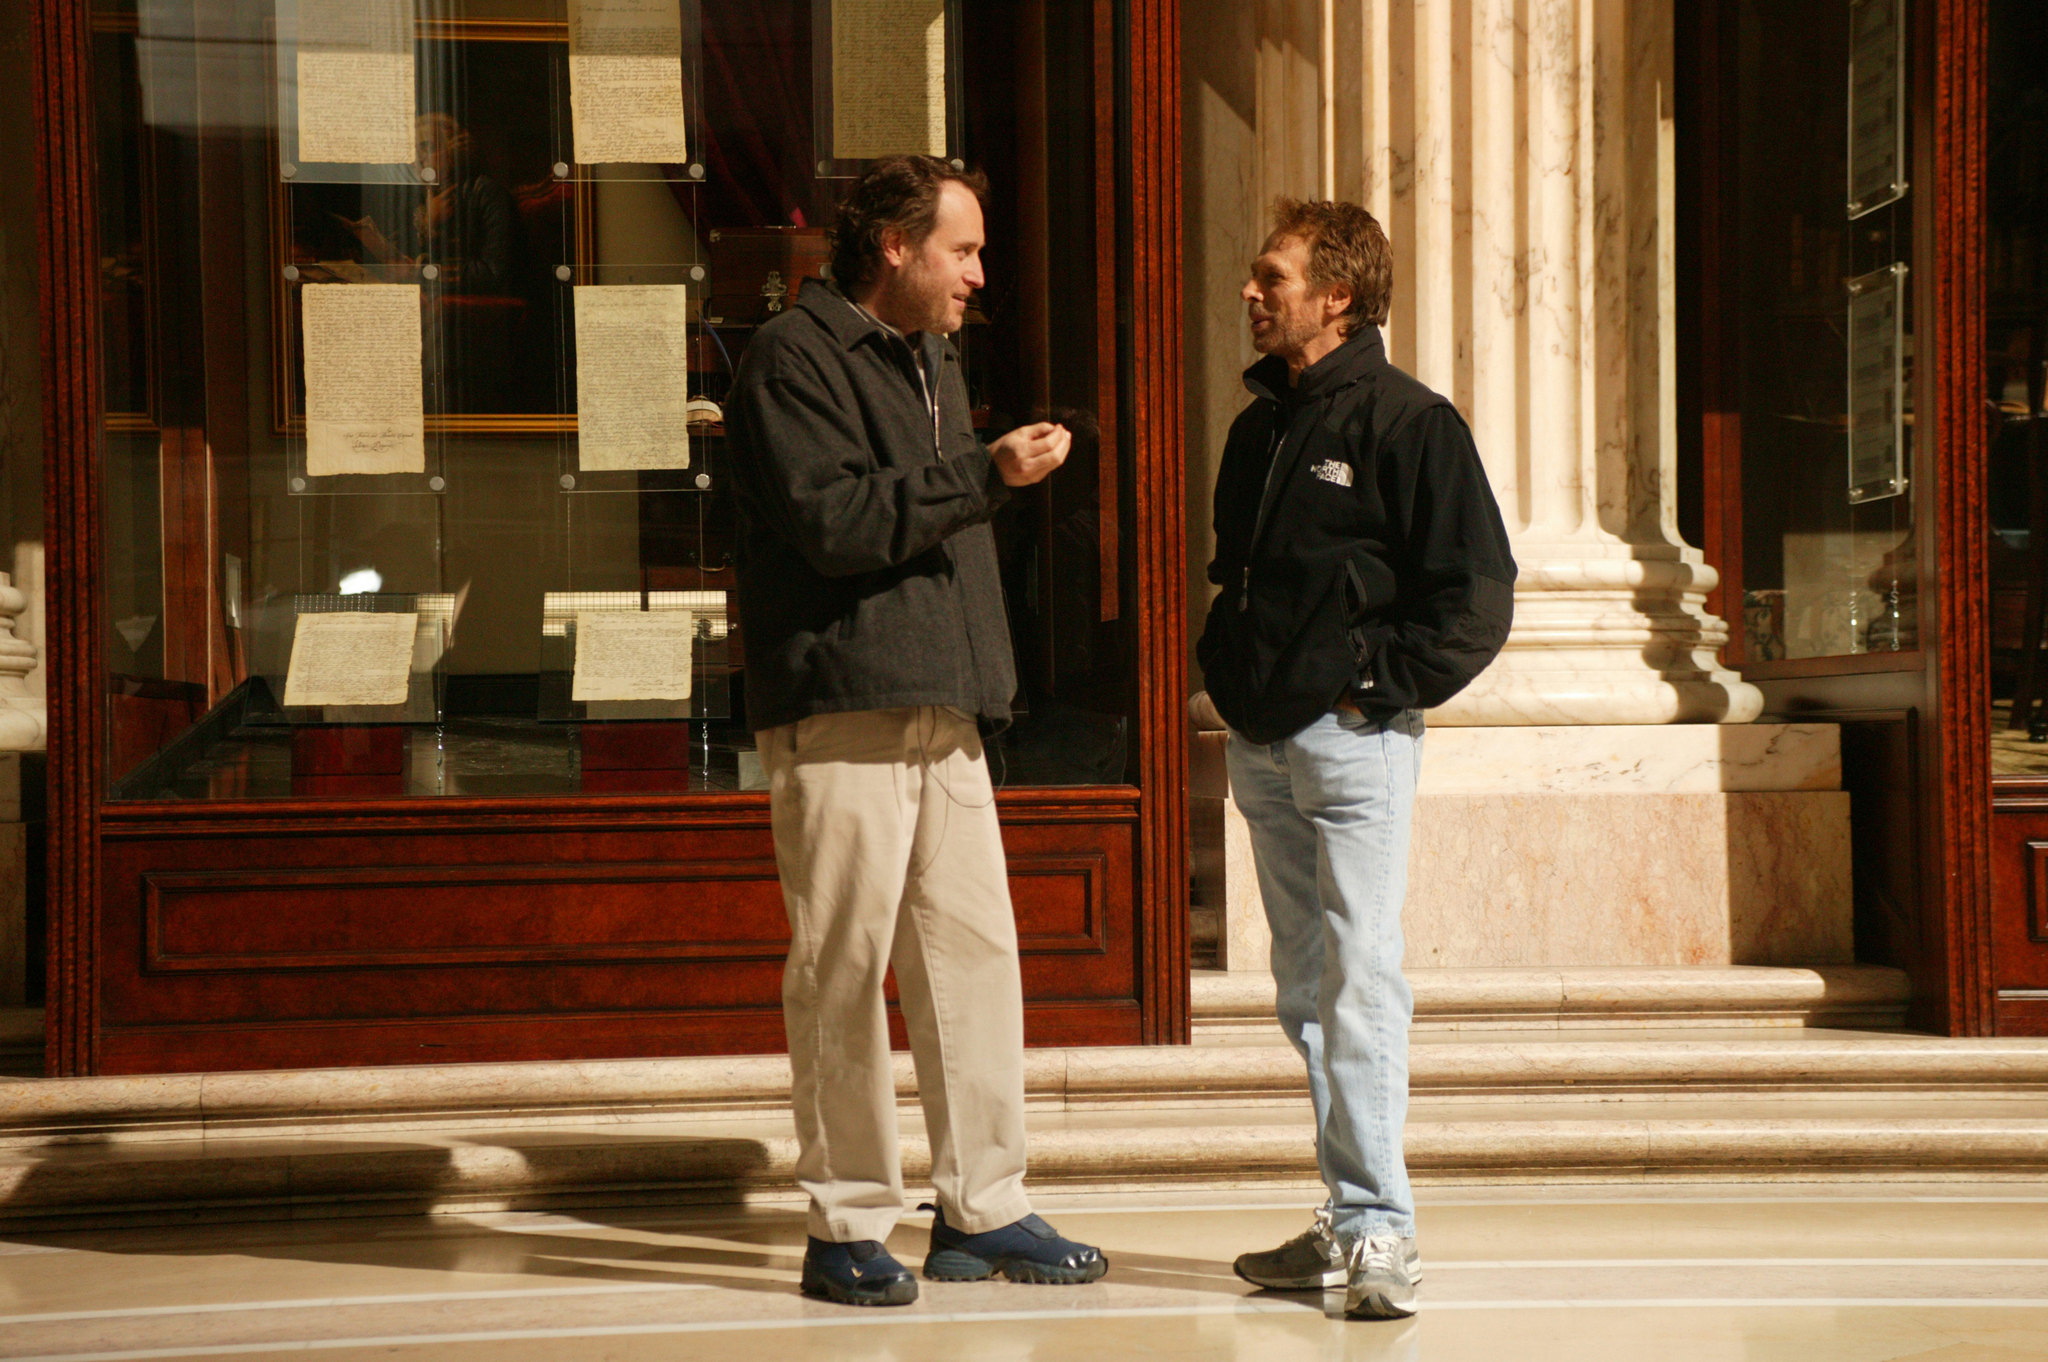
[
  {"xmin": 1352, "ymin": 623, "xmax": 1400, "ymax": 700},
  {"xmin": 959, "ymin": 443, "xmax": 1012, "ymax": 516}
]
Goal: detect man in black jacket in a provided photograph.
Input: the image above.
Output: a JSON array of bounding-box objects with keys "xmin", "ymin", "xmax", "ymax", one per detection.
[
  {"xmin": 726, "ymin": 156, "xmax": 1106, "ymax": 1308},
  {"xmin": 1199, "ymin": 199, "xmax": 1515, "ymax": 1319}
]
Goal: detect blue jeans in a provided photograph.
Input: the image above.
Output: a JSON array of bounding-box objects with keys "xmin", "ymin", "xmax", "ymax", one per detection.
[{"xmin": 1227, "ymin": 707, "xmax": 1424, "ymax": 1242}]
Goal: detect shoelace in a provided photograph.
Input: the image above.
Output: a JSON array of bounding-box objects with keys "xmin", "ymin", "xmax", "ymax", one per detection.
[{"xmin": 1348, "ymin": 1232, "xmax": 1406, "ymax": 1277}]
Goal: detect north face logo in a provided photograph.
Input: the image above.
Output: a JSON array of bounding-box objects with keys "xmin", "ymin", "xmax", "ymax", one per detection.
[{"xmin": 1312, "ymin": 460, "xmax": 1354, "ymax": 487}]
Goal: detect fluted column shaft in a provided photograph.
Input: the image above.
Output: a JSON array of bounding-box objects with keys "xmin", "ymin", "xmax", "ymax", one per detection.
[{"xmin": 1317, "ymin": 0, "xmax": 1760, "ymax": 723}]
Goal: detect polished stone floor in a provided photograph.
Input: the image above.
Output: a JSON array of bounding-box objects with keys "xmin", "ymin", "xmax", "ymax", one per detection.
[{"xmin": 0, "ymin": 1185, "xmax": 2044, "ymax": 1360}]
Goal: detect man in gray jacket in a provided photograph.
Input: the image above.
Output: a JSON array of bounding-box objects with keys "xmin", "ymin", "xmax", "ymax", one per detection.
[{"xmin": 725, "ymin": 156, "xmax": 1107, "ymax": 1307}]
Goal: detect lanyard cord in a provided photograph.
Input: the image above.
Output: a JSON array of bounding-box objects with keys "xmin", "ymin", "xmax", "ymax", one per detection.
[{"xmin": 844, "ymin": 294, "xmax": 943, "ymax": 460}]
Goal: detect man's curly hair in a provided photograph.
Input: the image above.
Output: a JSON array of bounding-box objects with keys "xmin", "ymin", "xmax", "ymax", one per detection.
[
  {"xmin": 830, "ymin": 156, "xmax": 990, "ymax": 291},
  {"xmin": 1268, "ymin": 198, "xmax": 1394, "ymax": 335}
]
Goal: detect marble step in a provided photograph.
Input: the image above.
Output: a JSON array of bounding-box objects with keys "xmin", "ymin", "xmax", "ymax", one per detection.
[
  {"xmin": 3, "ymin": 1095, "xmax": 2047, "ymax": 1231},
  {"xmin": 1194, "ymin": 965, "xmax": 1913, "ymax": 1035},
  {"xmin": 0, "ymin": 967, "xmax": 1915, "ymax": 1086},
  {"xmin": 5, "ymin": 1029, "xmax": 2045, "ymax": 1148}
]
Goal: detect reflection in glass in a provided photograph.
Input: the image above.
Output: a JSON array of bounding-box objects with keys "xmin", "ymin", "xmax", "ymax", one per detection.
[
  {"xmin": 1735, "ymin": 0, "xmax": 1917, "ymax": 664},
  {"xmin": 97, "ymin": 0, "xmax": 1127, "ymax": 799},
  {"xmin": 1986, "ymin": 0, "xmax": 2048, "ymax": 772}
]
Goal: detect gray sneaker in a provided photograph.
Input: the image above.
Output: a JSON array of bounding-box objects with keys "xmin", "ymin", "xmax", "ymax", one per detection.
[
  {"xmin": 1234, "ymin": 1211, "xmax": 1423, "ymax": 1291},
  {"xmin": 1344, "ymin": 1232, "xmax": 1418, "ymax": 1319}
]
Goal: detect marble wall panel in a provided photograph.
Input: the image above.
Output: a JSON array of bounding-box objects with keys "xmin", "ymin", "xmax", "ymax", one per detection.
[{"xmin": 1216, "ymin": 789, "xmax": 1854, "ymax": 971}]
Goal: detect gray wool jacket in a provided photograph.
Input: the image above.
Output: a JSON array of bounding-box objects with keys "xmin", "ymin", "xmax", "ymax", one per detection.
[{"xmin": 724, "ymin": 283, "xmax": 1019, "ymax": 734}]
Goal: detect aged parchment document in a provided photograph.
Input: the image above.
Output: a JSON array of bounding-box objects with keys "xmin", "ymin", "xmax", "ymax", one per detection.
[
  {"xmin": 831, "ymin": 0, "xmax": 947, "ymax": 160},
  {"xmin": 294, "ymin": 0, "xmax": 415, "ymax": 164},
  {"xmin": 283, "ymin": 611, "xmax": 419, "ymax": 708},
  {"xmin": 302, "ymin": 283, "xmax": 425, "ymax": 477},
  {"xmin": 574, "ymin": 285, "xmax": 691, "ymax": 471},
  {"xmin": 572, "ymin": 611, "xmax": 695, "ymax": 701},
  {"xmin": 568, "ymin": 0, "xmax": 689, "ymax": 164}
]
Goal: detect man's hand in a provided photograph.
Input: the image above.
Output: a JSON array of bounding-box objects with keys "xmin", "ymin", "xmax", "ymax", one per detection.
[
  {"xmin": 989, "ymin": 422, "xmax": 1071, "ymax": 488},
  {"xmin": 333, "ymin": 212, "xmax": 398, "ymax": 264}
]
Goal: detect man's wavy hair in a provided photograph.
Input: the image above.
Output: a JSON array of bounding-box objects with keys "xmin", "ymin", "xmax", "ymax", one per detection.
[
  {"xmin": 1268, "ymin": 198, "xmax": 1394, "ymax": 336},
  {"xmin": 830, "ymin": 156, "xmax": 991, "ymax": 292}
]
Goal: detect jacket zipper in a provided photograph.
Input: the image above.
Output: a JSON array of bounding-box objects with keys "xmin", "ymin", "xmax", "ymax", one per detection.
[{"xmin": 1240, "ymin": 418, "xmax": 1289, "ymax": 612}]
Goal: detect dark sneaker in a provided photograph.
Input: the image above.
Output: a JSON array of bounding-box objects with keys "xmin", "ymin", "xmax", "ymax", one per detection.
[
  {"xmin": 1344, "ymin": 1232, "xmax": 1417, "ymax": 1319},
  {"xmin": 1234, "ymin": 1208, "xmax": 1345, "ymax": 1289},
  {"xmin": 1235, "ymin": 1210, "xmax": 1423, "ymax": 1290},
  {"xmin": 799, "ymin": 1236, "xmax": 919, "ymax": 1307},
  {"xmin": 920, "ymin": 1203, "xmax": 1109, "ymax": 1284}
]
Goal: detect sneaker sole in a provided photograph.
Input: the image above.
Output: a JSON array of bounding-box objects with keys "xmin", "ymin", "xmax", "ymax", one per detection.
[
  {"xmin": 799, "ymin": 1272, "xmax": 920, "ymax": 1307},
  {"xmin": 925, "ymin": 1248, "xmax": 1110, "ymax": 1284},
  {"xmin": 1233, "ymin": 1263, "xmax": 1345, "ymax": 1291},
  {"xmin": 1235, "ymin": 1259, "xmax": 1424, "ymax": 1292},
  {"xmin": 1345, "ymin": 1289, "xmax": 1417, "ymax": 1320}
]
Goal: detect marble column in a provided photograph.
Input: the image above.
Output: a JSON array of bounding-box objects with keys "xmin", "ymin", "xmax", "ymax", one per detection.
[
  {"xmin": 1325, "ymin": 0, "xmax": 1760, "ymax": 724},
  {"xmin": 1181, "ymin": 2, "xmax": 1849, "ymax": 970},
  {"xmin": 0, "ymin": 573, "xmax": 42, "ymax": 753},
  {"xmin": 0, "ymin": 572, "xmax": 40, "ymax": 1008}
]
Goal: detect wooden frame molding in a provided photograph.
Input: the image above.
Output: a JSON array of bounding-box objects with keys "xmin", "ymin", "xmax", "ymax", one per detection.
[
  {"xmin": 1128, "ymin": 0, "xmax": 1187, "ymax": 1045},
  {"xmin": 1935, "ymin": 0, "xmax": 1993, "ymax": 1034},
  {"xmin": 36, "ymin": 0, "xmax": 107, "ymax": 1077}
]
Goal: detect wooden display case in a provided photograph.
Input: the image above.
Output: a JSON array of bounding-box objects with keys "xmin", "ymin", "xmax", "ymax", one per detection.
[{"xmin": 33, "ymin": 0, "xmax": 1188, "ymax": 1075}]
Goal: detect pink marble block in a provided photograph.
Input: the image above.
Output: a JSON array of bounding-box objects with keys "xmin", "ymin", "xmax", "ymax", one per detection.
[{"xmin": 1403, "ymin": 793, "xmax": 1855, "ymax": 968}]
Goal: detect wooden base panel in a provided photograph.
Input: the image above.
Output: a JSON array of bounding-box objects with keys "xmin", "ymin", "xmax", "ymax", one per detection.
[
  {"xmin": 92, "ymin": 793, "xmax": 1145, "ymax": 1074},
  {"xmin": 95, "ymin": 1000, "xmax": 1145, "ymax": 1074}
]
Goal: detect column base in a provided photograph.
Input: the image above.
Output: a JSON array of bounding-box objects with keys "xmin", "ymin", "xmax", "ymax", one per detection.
[
  {"xmin": 1196, "ymin": 722, "xmax": 1849, "ymax": 971},
  {"xmin": 1428, "ymin": 671, "xmax": 1765, "ymax": 726}
]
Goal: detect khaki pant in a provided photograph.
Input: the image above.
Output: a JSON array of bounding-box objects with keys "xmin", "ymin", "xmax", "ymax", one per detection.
[{"xmin": 759, "ymin": 705, "xmax": 1033, "ymax": 1243}]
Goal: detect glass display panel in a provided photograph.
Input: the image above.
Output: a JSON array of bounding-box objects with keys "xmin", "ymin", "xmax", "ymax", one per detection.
[
  {"xmin": 1846, "ymin": 263, "xmax": 1909, "ymax": 504},
  {"xmin": 1846, "ymin": 0, "xmax": 1907, "ymax": 218},
  {"xmin": 95, "ymin": 0, "xmax": 1126, "ymax": 799},
  {"xmin": 258, "ymin": 591, "xmax": 448, "ymax": 723},
  {"xmin": 1984, "ymin": 0, "xmax": 2048, "ymax": 771},
  {"xmin": 1735, "ymin": 0, "xmax": 1918, "ymax": 663}
]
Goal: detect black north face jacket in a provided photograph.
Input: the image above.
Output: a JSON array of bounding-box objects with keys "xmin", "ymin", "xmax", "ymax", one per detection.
[{"xmin": 1195, "ymin": 327, "xmax": 1516, "ymax": 745}]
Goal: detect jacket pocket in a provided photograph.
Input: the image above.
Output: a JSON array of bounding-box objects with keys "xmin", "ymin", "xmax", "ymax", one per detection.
[
  {"xmin": 1340, "ymin": 557, "xmax": 1375, "ymax": 621},
  {"xmin": 1340, "ymin": 556, "xmax": 1380, "ymax": 686}
]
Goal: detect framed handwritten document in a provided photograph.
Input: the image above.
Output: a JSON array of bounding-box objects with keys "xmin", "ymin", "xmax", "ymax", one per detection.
[
  {"xmin": 569, "ymin": 0, "xmax": 690, "ymax": 164},
  {"xmin": 285, "ymin": 0, "xmax": 416, "ymax": 169},
  {"xmin": 573, "ymin": 285, "xmax": 692, "ymax": 471},
  {"xmin": 282, "ymin": 611, "xmax": 420, "ymax": 708},
  {"xmin": 813, "ymin": 0, "xmax": 960, "ymax": 174},
  {"xmin": 540, "ymin": 591, "xmax": 730, "ymax": 721},
  {"xmin": 572, "ymin": 611, "xmax": 696, "ymax": 702},
  {"xmin": 301, "ymin": 283, "xmax": 425, "ymax": 477}
]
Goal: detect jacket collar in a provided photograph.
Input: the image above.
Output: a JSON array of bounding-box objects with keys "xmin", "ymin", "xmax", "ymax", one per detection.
[
  {"xmin": 797, "ymin": 281, "xmax": 946, "ymax": 364},
  {"xmin": 1242, "ymin": 325, "xmax": 1385, "ymax": 405}
]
